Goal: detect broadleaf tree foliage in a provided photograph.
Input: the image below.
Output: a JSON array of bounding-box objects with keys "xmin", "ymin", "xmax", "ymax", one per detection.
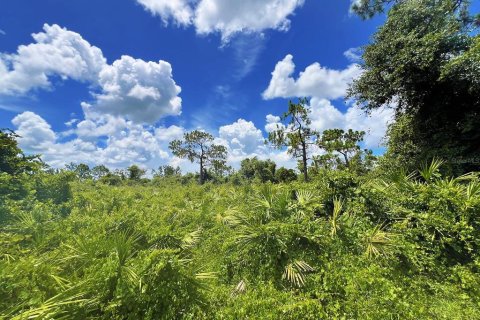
[
  {"xmin": 169, "ymin": 130, "xmax": 227, "ymax": 184},
  {"xmin": 0, "ymin": 129, "xmax": 41, "ymax": 175},
  {"xmin": 268, "ymin": 98, "xmax": 318, "ymax": 181},
  {"xmin": 348, "ymin": 0, "xmax": 480, "ymax": 173}
]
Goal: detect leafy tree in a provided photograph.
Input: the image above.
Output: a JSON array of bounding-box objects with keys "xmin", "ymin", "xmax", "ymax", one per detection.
[
  {"xmin": 268, "ymin": 98, "xmax": 318, "ymax": 181},
  {"xmin": 66, "ymin": 163, "xmax": 91, "ymax": 180},
  {"xmin": 351, "ymin": 0, "xmax": 473, "ymax": 20},
  {"xmin": 209, "ymin": 159, "xmax": 232, "ymax": 179},
  {"xmin": 99, "ymin": 172, "xmax": 123, "ymax": 185},
  {"xmin": 348, "ymin": 0, "xmax": 480, "ymax": 173},
  {"xmin": 169, "ymin": 130, "xmax": 227, "ymax": 184},
  {"xmin": 311, "ymin": 153, "xmax": 341, "ymax": 172},
  {"xmin": 91, "ymin": 165, "xmax": 110, "ymax": 180},
  {"xmin": 127, "ymin": 165, "xmax": 146, "ymax": 181},
  {"xmin": 114, "ymin": 169, "xmax": 127, "ymax": 180},
  {"xmin": 239, "ymin": 157, "xmax": 276, "ymax": 183},
  {"xmin": 317, "ymin": 129, "xmax": 365, "ymax": 168},
  {"xmin": 34, "ymin": 172, "xmax": 74, "ymax": 206},
  {"xmin": 154, "ymin": 165, "xmax": 181, "ymax": 178},
  {"xmin": 0, "ymin": 129, "xmax": 41, "ymax": 175},
  {"xmin": 350, "ymin": 0, "xmax": 397, "ymax": 19},
  {"xmin": 275, "ymin": 167, "xmax": 297, "ymax": 183}
]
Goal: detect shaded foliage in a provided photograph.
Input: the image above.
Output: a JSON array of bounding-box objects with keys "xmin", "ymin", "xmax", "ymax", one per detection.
[{"xmin": 349, "ymin": 0, "xmax": 480, "ymax": 173}]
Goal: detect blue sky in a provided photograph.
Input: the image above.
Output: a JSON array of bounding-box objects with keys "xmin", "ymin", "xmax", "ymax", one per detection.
[{"xmin": 0, "ymin": 0, "xmax": 394, "ymax": 171}]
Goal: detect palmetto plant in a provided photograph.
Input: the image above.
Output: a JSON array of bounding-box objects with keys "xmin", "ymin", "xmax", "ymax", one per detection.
[
  {"xmin": 181, "ymin": 228, "xmax": 203, "ymax": 250},
  {"xmin": 330, "ymin": 197, "xmax": 344, "ymax": 237},
  {"xmin": 253, "ymin": 184, "xmax": 290, "ymax": 220},
  {"xmin": 282, "ymin": 260, "xmax": 314, "ymax": 287},
  {"xmin": 7, "ymin": 285, "xmax": 97, "ymax": 320},
  {"xmin": 365, "ymin": 224, "xmax": 396, "ymax": 258},
  {"xmin": 231, "ymin": 279, "xmax": 247, "ymax": 296},
  {"xmin": 419, "ymin": 158, "xmax": 444, "ymax": 182},
  {"xmin": 466, "ymin": 180, "xmax": 480, "ymax": 203},
  {"xmin": 295, "ymin": 189, "xmax": 316, "ymax": 207},
  {"xmin": 290, "ymin": 189, "xmax": 323, "ymax": 219},
  {"xmin": 223, "ymin": 185, "xmax": 323, "ymax": 287}
]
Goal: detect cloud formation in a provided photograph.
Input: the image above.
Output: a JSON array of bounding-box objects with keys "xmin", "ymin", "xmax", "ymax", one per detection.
[
  {"xmin": 10, "ymin": 111, "xmax": 296, "ymax": 171},
  {"xmin": 137, "ymin": 0, "xmax": 305, "ymax": 42},
  {"xmin": 218, "ymin": 118, "xmax": 265, "ymax": 155},
  {"xmin": 308, "ymin": 98, "xmax": 393, "ymax": 148},
  {"xmin": 0, "ymin": 24, "xmax": 105, "ymax": 95},
  {"xmin": 215, "ymin": 118, "xmax": 295, "ymax": 169},
  {"xmin": 12, "ymin": 112, "xmax": 56, "ymax": 152},
  {"xmin": 1, "ymin": 24, "xmax": 185, "ymax": 171},
  {"xmin": 137, "ymin": 0, "xmax": 193, "ymax": 26},
  {"xmin": 262, "ymin": 54, "xmax": 393, "ymax": 148},
  {"xmin": 343, "ymin": 47, "xmax": 362, "ymax": 62},
  {"xmin": 12, "ymin": 111, "xmax": 186, "ymax": 169},
  {"xmin": 262, "ymin": 54, "xmax": 361, "ymax": 100},
  {"xmin": 0, "ymin": 24, "xmax": 182, "ymax": 124},
  {"xmin": 94, "ymin": 56, "xmax": 182, "ymax": 123}
]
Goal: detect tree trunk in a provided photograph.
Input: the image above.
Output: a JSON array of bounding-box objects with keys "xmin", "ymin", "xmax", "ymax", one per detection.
[
  {"xmin": 301, "ymin": 141, "xmax": 308, "ymax": 181},
  {"xmin": 342, "ymin": 153, "xmax": 350, "ymax": 168},
  {"xmin": 199, "ymin": 157, "xmax": 204, "ymax": 184}
]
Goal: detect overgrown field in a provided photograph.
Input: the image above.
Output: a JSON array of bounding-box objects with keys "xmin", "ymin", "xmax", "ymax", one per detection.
[{"xmin": 1, "ymin": 165, "xmax": 480, "ymax": 319}]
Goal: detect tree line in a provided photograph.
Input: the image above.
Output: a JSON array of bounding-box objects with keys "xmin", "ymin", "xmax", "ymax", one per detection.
[{"xmin": 36, "ymin": 99, "xmax": 369, "ymax": 185}]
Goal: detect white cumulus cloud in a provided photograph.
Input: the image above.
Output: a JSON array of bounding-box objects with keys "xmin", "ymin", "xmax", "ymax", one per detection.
[
  {"xmin": 265, "ymin": 114, "xmax": 284, "ymax": 133},
  {"xmin": 137, "ymin": 0, "xmax": 193, "ymax": 26},
  {"xmin": 308, "ymin": 98, "xmax": 393, "ymax": 148},
  {"xmin": 216, "ymin": 118, "xmax": 297, "ymax": 169},
  {"xmin": 194, "ymin": 0, "xmax": 305, "ymax": 41},
  {"xmin": 10, "ymin": 110, "xmax": 299, "ymax": 172},
  {"xmin": 0, "ymin": 24, "xmax": 106, "ymax": 95},
  {"xmin": 218, "ymin": 118, "xmax": 265, "ymax": 155},
  {"xmin": 11, "ymin": 111, "xmax": 187, "ymax": 170},
  {"xmin": 11, "ymin": 111, "xmax": 56, "ymax": 152},
  {"xmin": 0, "ymin": 24, "xmax": 183, "ymax": 124},
  {"xmin": 94, "ymin": 55, "xmax": 182, "ymax": 123},
  {"xmin": 262, "ymin": 54, "xmax": 362, "ymax": 100},
  {"xmin": 136, "ymin": 0, "xmax": 305, "ymax": 42}
]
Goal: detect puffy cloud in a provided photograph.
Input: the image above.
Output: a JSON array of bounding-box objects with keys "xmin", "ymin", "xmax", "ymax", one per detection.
[
  {"xmin": 308, "ymin": 98, "xmax": 393, "ymax": 148},
  {"xmin": 216, "ymin": 118, "xmax": 297, "ymax": 169},
  {"xmin": 11, "ymin": 111, "xmax": 187, "ymax": 170},
  {"xmin": 262, "ymin": 54, "xmax": 362, "ymax": 100},
  {"xmin": 0, "ymin": 24, "xmax": 106, "ymax": 95},
  {"xmin": 0, "ymin": 24, "xmax": 183, "ymax": 124},
  {"xmin": 11, "ymin": 111, "xmax": 56, "ymax": 152},
  {"xmin": 265, "ymin": 114, "xmax": 283, "ymax": 133},
  {"xmin": 93, "ymin": 56, "xmax": 182, "ymax": 123},
  {"xmin": 194, "ymin": 0, "xmax": 305, "ymax": 41},
  {"xmin": 136, "ymin": 0, "xmax": 305, "ymax": 42},
  {"xmin": 10, "ymin": 110, "xmax": 299, "ymax": 172},
  {"xmin": 218, "ymin": 119, "xmax": 265, "ymax": 155},
  {"xmin": 75, "ymin": 113, "xmax": 129, "ymax": 139},
  {"xmin": 136, "ymin": 0, "xmax": 193, "ymax": 26}
]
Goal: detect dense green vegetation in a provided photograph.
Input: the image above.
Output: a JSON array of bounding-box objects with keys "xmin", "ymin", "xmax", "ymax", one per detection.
[
  {"xmin": 349, "ymin": 0, "xmax": 480, "ymax": 174},
  {"xmin": 1, "ymin": 127, "xmax": 480, "ymax": 319},
  {"xmin": 1, "ymin": 0, "xmax": 479, "ymax": 318}
]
